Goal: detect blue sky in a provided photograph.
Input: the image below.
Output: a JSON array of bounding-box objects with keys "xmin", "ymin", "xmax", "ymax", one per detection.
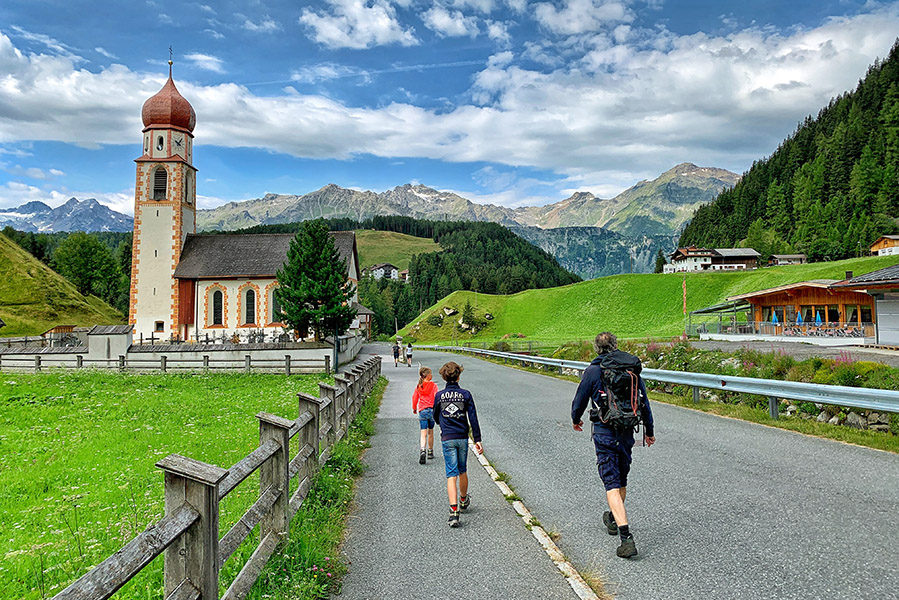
[{"xmin": 1, "ymin": 1, "xmax": 898, "ymax": 216}]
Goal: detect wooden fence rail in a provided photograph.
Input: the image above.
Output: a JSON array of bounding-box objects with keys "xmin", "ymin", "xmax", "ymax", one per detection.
[
  {"xmin": 52, "ymin": 356, "xmax": 381, "ymax": 600},
  {"xmin": 0, "ymin": 354, "xmax": 332, "ymax": 375}
]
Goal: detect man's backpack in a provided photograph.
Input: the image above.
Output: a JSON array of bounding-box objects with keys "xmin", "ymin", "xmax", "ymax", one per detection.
[{"xmin": 589, "ymin": 350, "xmax": 644, "ymax": 430}]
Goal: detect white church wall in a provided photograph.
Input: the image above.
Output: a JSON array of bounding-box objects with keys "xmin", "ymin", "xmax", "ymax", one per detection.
[
  {"xmin": 192, "ymin": 278, "xmax": 283, "ymax": 341},
  {"xmin": 134, "ymin": 202, "xmax": 177, "ymax": 340}
]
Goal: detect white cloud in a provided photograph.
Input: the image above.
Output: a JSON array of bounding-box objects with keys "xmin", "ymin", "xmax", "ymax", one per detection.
[
  {"xmin": 95, "ymin": 46, "xmax": 117, "ymax": 59},
  {"xmin": 204, "ymin": 29, "xmax": 225, "ymax": 39},
  {"xmin": 300, "ymin": 0, "xmax": 418, "ymax": 49},
  {"xmin": 243, "ymin": 16, "xmax": 281, "ymax": 32},
  {"xmin": 485, "ymin": 20, "xmax": 512, "ymax": 46},
  {"xmin": 9, "ymin": 25, "xmax": 82, "ymax": 61},
  {"xmin": 1, "ymin": 164, "xmax": 65, "ymax": 180},
  {"xmin": 0, "ymin": 181, "xmax": 134, "ymax": 214},
  {"xmin": 185, "ymin": 52, "xmax": 226, "ymax": 73},
  {"xmin": 2, "ymin": 6, "xmax": 899, "ymax": 201},
  {"xmin": 291, "ymin": 63, "xmax": 370, "ymax": 84},
  {"xmin": 452, "ymin": 0, "xmax": 496, "ymax": 13},
  {"xmin": 534, "ymin": 0, "xmax": 634, "ymax": 35},
  {"xmin": 423, "ymin": 5, "xmax": 480, "ymax": 37}
]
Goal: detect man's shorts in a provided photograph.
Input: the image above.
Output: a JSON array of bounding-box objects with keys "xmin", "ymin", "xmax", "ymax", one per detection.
[
  {"xmin": 441, "ymin": 438, "xmax": 469, "ymax": 478},
  {"xmin": 592, "ymin": 426, "xmax": 635, "ymax": 491},
  {"xmin": 418, "ymin": 407, "xmax": 435, "ymax": 430}
]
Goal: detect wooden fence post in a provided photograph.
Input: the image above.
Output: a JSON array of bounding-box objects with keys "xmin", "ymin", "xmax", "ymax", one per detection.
[
  {"xmin": 298, "ymin": 392, "xmax": 321, "ymax": 472},
  {"xmin": 333, "ymin": 375, "xmax": 350, "ymax": 439},
  {"xmin": 34, "ymin": 355, "xmax": 41, "ymax": 373},
  {"xmin": 76, "ymin": 355, "xmax": 83, "ymax": 369},
  {"xmin": 245, "ymin": 355, "xmax": 251, "ymax": 374},
  {"xmin": 119, "ymin": 355, "xmax": 126, "ymax": 372},
  {"xmin": 203, "ymin": 355, "xmax": 209, "ymax": 373},
  {"xmin": 324, "ymin": 354, "xmax": 331, "ymax": 376},
  {"xmin": 156, "ymin": 454, "xmax": 227, "ymax": 600},
  {"xmin": 285, "ymin": 355, "xmax": 291, "ymax": 377},
  {"xmin": 318, "ymin": 383, "xmax": 338, "ymax": 448},
  {"xmin": 161, "ymin": 355, "xmax": 167, "ymax": 373},
  {"xmin": 257, "ymin": 412, "xmax": 293, "ymax": 542}
]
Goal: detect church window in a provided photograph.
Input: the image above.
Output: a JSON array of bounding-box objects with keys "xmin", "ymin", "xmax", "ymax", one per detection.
[
  {"xmin": 155, "ymin": 321, "xmax": 164, "ymax": 332},
  {"xmin": 153, "ymin": 168, "xmax": 167, "ymax": 200},
  {"xmin": 245, "ymin": 289, "xmax": 256, "ymax": 325},
  {"xmin": 212, "ymin": 290, "xmax": 223, "ymax": 325},
  {"xmin": 156, "ymin": 135, "xmax": 164, "ymax": 151},
  {"xmin": 184, "ymin": 171, "xmax": 192, "ymax": 204},
  {"xmin": 270, "ymin": 288, "xmax": 281, "ymax": 323}
]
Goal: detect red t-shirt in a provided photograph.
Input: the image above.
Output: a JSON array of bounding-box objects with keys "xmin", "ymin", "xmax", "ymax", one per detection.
[{"xmin": 412, "ymin": 380, "xmax": 438, "ymax": 412}]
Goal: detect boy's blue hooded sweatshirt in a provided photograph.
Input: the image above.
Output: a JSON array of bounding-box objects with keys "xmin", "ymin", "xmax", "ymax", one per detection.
[
  {"xmin": 433, "ymin": 382, "xmax": 482, "ymax": 443},
  {"xmin": 571, "ymin": 354, "xmax": 654, "ymax": 437}
]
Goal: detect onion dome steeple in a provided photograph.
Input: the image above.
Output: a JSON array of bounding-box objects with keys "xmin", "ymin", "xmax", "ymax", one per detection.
[{"xmin": 141, "ymin": 61, "xmax": 196, "ymax": 133}]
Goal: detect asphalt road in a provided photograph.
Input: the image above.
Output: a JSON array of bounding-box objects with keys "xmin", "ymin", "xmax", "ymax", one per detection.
[
  {"xmin": 343, "ymin": 348, "xmax": 899, "ymax": 600},
  {"xmin": 335, "ymin": 347, "xmax": 580, "ymax": 600}
]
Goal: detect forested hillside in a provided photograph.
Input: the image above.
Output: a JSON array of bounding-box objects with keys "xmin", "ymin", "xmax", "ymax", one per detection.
[
  {"xmin": 232, "ymin": 216, "xmax": 580, "ymax": 335},
  {"xmin": 680, "ymin": 40, "xmax": 899, "ymax": 260}
]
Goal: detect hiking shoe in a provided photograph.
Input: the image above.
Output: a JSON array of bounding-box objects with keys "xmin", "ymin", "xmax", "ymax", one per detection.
[
  {"xmin": 448, "ymin": 510, "xmax": 460, "ymax": 527},
  {"xmin": 616, "ymin": 537, "xmax": 637, "ymax": 558},
  {"xmin": 419, "ymin": 450, "xmax": 426, "ymax": 465},
  {"xmin": 602, "ymin": 511, "xmax": 618, "ymax": 535},
  {"xmin": 427, "ymin": 449, "xmax": 434, "ymax": 459},
  {"xmin": 459, "ymin": 495, "xmax": 471, "ymax": 510}
]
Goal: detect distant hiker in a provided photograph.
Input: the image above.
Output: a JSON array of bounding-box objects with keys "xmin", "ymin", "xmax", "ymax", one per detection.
[
  {"xmin": 393, "ymin": 341, "xmax": 401, "ymax": 367},
  {"xmin": 406, "ymin": 342, "xmax": 414, "ymax": 367},
  {"xmin": 571, "ymin": 332, "xmax": 655, "ymax": 558},
  {"xmin": 434, "ymin": 361, "xmax": 483, "ymax": 528},
  {"xmin": 412, "ymin": 366, "xmax": 438, "ymax": 464}
]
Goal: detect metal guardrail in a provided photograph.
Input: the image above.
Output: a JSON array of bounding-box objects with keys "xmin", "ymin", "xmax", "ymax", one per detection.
[{"xmin": 418, "ymin": 345, "xmax": 899, "ymax": 418}]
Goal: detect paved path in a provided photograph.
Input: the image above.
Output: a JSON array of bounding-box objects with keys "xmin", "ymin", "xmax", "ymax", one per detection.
[
  {"xmin": 335, "ymin": 346, "xmax": 580, "ymax": 600},
  {"xmin": 343, "ymin": 348, "xmax": 899, "ymax": 600}
]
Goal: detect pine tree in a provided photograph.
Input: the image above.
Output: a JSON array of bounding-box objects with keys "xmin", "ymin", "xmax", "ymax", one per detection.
[
  {"xmin": 275, "ymin": 220, "xmax": 356, "ymax": 341},
  {"xmin": 654, "ymin": 249, "xmax": 666, "ymax": 273}
]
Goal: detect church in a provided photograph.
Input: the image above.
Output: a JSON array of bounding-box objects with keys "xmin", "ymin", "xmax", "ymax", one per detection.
[{"xmin": 129, "ymin": 63, "xmax": 359, "ymax": 343}]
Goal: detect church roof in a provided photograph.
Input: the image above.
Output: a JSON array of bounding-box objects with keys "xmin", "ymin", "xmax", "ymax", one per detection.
[
  {"xmin": 142, "ymin": 68, "xmax": 196, "ymax": 133},
  {"xmin": 173, "ymin": 232, "xmax": 358, "ymax": 280}
]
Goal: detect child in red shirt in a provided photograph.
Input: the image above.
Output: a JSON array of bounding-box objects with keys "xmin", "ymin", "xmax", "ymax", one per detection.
[{"xmin": 412, "ymin": 366, "xmax": 438, "ymax": 464}]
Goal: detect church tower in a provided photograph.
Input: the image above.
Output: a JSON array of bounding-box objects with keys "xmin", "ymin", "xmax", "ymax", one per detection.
[{"xmin": 129, "ymin": 61, "xmax": 197, "ymax": 342}]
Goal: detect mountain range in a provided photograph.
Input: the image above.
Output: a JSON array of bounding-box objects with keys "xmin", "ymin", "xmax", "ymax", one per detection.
[
  {"xmin": 0, "ymin": 198, "xmax": 133, "ymax": 233},
  {"xmin": 195, "ymin": 163, "xmax": 739, "ymax": 237}
]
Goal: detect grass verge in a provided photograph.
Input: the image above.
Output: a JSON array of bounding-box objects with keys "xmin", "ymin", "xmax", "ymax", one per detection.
[{"xmin": 247, "ymin": 376, "xmax": 387, "ymax": 599}]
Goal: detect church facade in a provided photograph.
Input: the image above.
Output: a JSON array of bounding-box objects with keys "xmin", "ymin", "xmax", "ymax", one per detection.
[{"xmin": 129, "ymin": 66, "xmax": 358, "ymax": 342}]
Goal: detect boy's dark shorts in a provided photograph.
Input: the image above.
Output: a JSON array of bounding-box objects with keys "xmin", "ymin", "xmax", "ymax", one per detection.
[{"xmin": 592, "ymin": 426, "xmax": 635, "ymax": 491}]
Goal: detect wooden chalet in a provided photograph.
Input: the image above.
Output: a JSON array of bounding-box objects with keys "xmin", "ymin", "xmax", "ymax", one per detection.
[
  {"xmin": 833, "ymin": 264, "xmax": 899, "ymax": 345},
  {"xmin": 665, "ymin": 247, "xmax": 760, "ymax": 273},
  {"xmin": 769, "ymin": 254, "xmax": 807, "ymax": 266},
  {"xmin": 869, "ymin": 235, "xmax": 899, "ymax": 256}
]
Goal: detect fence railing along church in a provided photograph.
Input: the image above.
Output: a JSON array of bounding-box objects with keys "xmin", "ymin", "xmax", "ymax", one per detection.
[{"xmin": 52, "ymin": 356, "xmax": 382, "ymax": 600}]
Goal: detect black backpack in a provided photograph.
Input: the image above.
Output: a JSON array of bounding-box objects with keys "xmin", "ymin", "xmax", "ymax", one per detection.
[{"xmin": 589, "ymin": 350, "xmax": 644, "ymax": 430}]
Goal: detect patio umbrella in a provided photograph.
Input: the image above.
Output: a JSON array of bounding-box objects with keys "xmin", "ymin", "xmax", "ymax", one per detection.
[
  {"xmin": 815, "ymin": 311, "xmax": 822, "ymax": 326},
  {"xmin": 797, "ymin": 312, "xmax": 803, "ymax": 325},
  {"xmin": 771, "ymin": 311, "xmax": 779, "ymax": 324}
]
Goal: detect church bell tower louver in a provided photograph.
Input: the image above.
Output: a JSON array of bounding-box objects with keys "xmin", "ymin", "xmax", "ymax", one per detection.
[{"xmin": 129, "ymin": 60, "xmax": 198, "ymax": 341}]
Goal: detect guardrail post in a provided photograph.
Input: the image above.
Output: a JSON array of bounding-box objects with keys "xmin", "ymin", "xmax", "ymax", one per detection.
[
  {"xmin": 257, "ymin": 412, "xmax": 293, "ymax": 543},
  {"xmin": 324, "ymin": 354, "xmax": 331, "ymax": 376},
  {"xmin": 118, "ymin": 355, "xmax": 126, "ymax": 372},
  {"xmin": 768, "ymin": 397, "xmax": 779, "ymax": 420},
  {"xmin": 692, "ymin": 386, "xmax": 700, "ymax": 404},
  {"xmin": 245, "ymin": 355, "xmax": 251, "ymax": 374},
  {"xmin": 161, "ymin": 355, "xmax": 167, "ymax": 373},
  {"xmin": 156, "ymin": 454, "xmax": 227, "ymax": 600},
  {"xmin": 298, "ymin": 392, "xmax": 321, "ymax": 465},
  {"xmin": 34, "ymin": 355, "xmax": 41, "ymax": 373},
  {"xmin": 285, "ymin": 355, "xmax": 291, "ymax": 377}
]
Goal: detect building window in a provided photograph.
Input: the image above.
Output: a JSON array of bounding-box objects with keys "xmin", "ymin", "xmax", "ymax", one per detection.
[
  {"xmin": 183, "ymin": 170, "xmax": 192, "ymax": 204},
  {"xmin": 212, "ymin": 290, "xmax": 223, "ymax": 325},
  {"xmin": 153, "ymin": 168, "xmax": 167, "ymax": 200},
  {"xmin": 271, "ymin": 288, "xmax": 281, "ymax": 323},
  {"xmin": 154, "ymin": 321, "xmax": 164, "ymax": 332},
  {"xmin": 861, "ymin": 305, "xmax": 873, "ymax": 323},
  {"xmin": 156, "ymin": 135, "xmax": 164, "ymax": 151},
  {"xmin": 245, "ymin": 289, "xmax": 256, "ymax": 324}
]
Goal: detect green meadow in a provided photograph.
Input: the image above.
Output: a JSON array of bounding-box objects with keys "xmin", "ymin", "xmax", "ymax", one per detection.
[
  {"xmin": 354, "ymin": 229, "xmax": 441, "ymax": 271},
  {"xmin": 400, "ymin": 254, "xmax": 899, "ymax": 343},
  {"xmin": 0, "ymin": 371, "xmax": 329, "ymax": 599}
]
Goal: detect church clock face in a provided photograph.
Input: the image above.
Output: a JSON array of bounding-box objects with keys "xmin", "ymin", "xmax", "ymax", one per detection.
[{"xmin": 173, "ymin": 134, "xmax": 184, "ymax": 149}]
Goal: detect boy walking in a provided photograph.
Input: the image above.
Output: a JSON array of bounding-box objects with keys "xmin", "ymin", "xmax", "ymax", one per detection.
[{"xmin": 433, "ymin": 361, "xmax": 483, "ymax": 527}]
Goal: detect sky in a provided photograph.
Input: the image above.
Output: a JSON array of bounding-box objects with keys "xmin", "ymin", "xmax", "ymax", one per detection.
[{"xmin": 1, "ymin": 1, "xmax": 898, "ymax": 216}]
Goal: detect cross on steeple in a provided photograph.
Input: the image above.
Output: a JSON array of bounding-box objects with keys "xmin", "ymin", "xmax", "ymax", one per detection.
[{"xmin": 168, "ymin": 46, "xmax": 173, "ymax": 76}]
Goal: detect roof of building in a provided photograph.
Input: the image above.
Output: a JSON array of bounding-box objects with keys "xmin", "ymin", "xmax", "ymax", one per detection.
[
  {"xmin": 872, "ymin": 235, "xmax": 899, "ymax": 243},
  {"xmin": 369, "ymin": 262, "xmax": 399, "ymax": 271},
  {"xmin": 832, "ymin": 264, "xmax": 899, "ymax": 288},
  {"xmin": 670, "ymin": 247, "xmax": 714, "ymax": 259},
  {"xmin": 355, "ymin": 303, "xmax": 375, "ymax": 316},
  {"xmin": 771, "ymin": 254, "xmax": 807, "ymax": 259},
  {"xmin": 141, "ymin": 69, "xmax": 196, "ymax": 132},
  {"xmin": 726, "ymin": 280, "xmax": 840, "ymax": 301},
  {"xmin": 173, "ymin": 232, "xmax": 358, "ymax": 280},
  {"xmin": 88, "ymin": 324, "xmax": 134, "ymax": 335},
  {"xmin": 714, "ymin": 248, "xmax": 761, "ymax": 258}
]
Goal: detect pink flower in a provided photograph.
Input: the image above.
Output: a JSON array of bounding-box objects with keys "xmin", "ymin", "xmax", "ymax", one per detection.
[
  {"xmin": 312, "ymin": 565, "xmax": 318, "ymax": 571},
  {"xmin": 327, "ymin": 572, "xmax": 332, "ymax": 577}
]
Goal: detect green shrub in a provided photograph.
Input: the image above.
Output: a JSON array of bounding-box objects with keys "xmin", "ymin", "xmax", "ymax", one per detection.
[
  {"xmin": 799, "ymin": 402, "xmax": 819, "ymax": 415},
  {"xmin": 891, "ymin": 413, "xmax": 899, "ymax": 436},
  {"xmin": 426, "ymin": 314, "xmax": 443, "ymax": 327}
]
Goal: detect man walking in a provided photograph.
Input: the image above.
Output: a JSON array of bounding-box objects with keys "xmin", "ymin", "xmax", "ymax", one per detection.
[{"xmin": 571, "ymin": 332, "xmax": 655, "ymax": 558}]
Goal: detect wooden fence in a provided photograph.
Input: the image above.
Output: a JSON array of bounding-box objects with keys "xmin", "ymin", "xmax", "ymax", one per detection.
[
  {"xmin": 0, "ymin": 354, "xmax": 331, "ymax": 375},
  {"xmin": 51, "ymin": 356, "xmax": 382, "ymax": 600}
]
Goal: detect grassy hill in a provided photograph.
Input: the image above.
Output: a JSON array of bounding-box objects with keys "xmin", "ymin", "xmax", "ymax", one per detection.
[
  {"xmin": 354, "ymin": 229, "xmax": 441, "ymax": 271},
  {"xmin": 0, "ymin": 232, "xmax": 124, "ymax": 337},
  {"xmin": 399, "ymin": 255, "xmax": 899, "ymax": 343}
]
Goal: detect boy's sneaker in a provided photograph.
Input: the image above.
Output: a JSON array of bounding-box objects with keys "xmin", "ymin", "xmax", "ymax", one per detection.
[
  {"xmin": 448, "ymin": 509, "xmax": 460, "ymax": 527},
  {"xmin": 602, "ymin": 511, "xmax": 618, "ymax": 535},
  {"xmin": 616, "ymin": 537, "xmax": 637, "ymax": 558},
  {"xmin": 459, "ymin": 495, "xmax": 471, "ymax": 510},
  {"xmin": 427, "ymin": 449, "xmax": 434, "ymax": 459},
  {"xmin": 419, "ymin": 450, "xmax": 426, "ymax": 465}
]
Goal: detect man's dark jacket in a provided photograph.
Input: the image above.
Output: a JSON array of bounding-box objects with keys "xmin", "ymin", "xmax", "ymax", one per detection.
[{"xmin": 571, "ymin": 353, "xmax": 654, "ymax": 437}]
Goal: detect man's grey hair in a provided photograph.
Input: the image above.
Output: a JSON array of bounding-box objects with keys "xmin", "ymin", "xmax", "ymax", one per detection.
[{"xmin": 593, "ymin": 332, "xmax": 618, "ymax": 355}]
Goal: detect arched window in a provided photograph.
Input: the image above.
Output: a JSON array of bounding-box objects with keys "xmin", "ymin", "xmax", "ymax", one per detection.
[
  {"xmin": 153, "ymin": 168, "xmax": 167, "ymax": 200},
  {"xmin": 156, "ymin": 135, "xmax": 164, "ymax": 151},
  {"xmin": 245, "ymin": 289, "xmax": 256, "ymax": 324},
  {"xmin": 212, "ymin": 290, "xmax": 223, "ymax": 325},
  {"xmin": 183, "ymin": 170, "xmax": 192, "ymax": 204},
  {"xmin": 271, "ymin": 288, "xmax": 281, "ymax": 323}
]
